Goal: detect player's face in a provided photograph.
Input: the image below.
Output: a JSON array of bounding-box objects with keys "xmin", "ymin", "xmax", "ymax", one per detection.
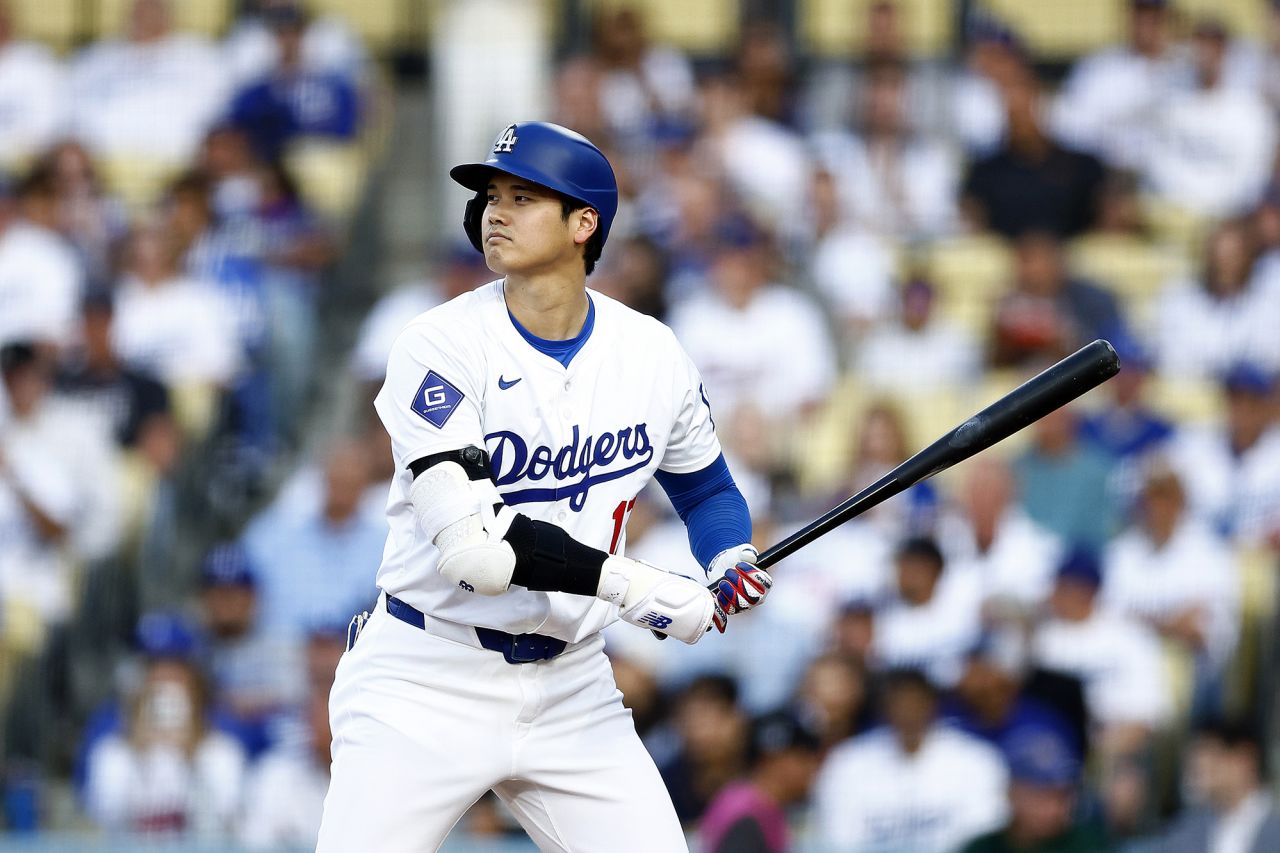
[{"xmin": 482, "ymin": 174, "xmax": 596, "ymax": 277}]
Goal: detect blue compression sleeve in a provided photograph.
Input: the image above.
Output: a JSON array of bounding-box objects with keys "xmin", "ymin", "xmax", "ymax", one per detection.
[{"xmin": 653, "ymin": 454, "xmax": 752, "ymax": 573}]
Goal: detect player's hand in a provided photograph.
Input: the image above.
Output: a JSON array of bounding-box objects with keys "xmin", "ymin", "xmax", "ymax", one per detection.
[
  {"xmin": 707, "ymin": 544, "xmax": 772, "ymax": 633},
  {"xmin": 597, "ymin": 555, "xmax": 723, "ymax": 644}
]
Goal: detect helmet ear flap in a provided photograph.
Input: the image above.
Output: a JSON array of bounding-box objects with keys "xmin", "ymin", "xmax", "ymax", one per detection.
[{"xmin": 463, "ymin": 192, "xmax": 485, "ymax": 253}]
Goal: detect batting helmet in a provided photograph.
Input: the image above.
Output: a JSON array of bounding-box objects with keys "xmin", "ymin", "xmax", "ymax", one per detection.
[{"xmin": 449, "ymin": 122, "xmax": 618, "ymax": 256}]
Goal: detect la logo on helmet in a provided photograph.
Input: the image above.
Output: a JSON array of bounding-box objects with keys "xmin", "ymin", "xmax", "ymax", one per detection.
[{"xmin": 493, "ymin": 125, "xmax": 518, "ymax": 153}]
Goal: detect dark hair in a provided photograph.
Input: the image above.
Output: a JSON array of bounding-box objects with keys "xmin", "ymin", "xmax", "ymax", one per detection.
[
  {"xmin": 16, "ymin": 162, "xmax": 57, "ymax": 200},
  {"xmin": 880, "ymin": 667, "xmax": 939, "ymax": 699},
  {"xmin": 896, "ymin": 536, "xmax": 944, "ymax": 571},
  {"xmin": 682, "ymin": 673, "xmax": 740, "ymax": 708},
  {"xmin": 0, "ymin": 341, "xmax": 39, "ymax": 374},
  {"xmin": 1194, "ymin": 715, "xmax": 1267, "ymax": 778},
  {"xmin": 559, "ymin": 195, "xmax": 604, "ymax": 275}
]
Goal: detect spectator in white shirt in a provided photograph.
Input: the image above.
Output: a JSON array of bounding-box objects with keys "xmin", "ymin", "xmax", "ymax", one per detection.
[
  {"xmin": 112, "ymin": 223, "xmax": 240, "ymax": 388},
  {"xmin": 0, "ymin": 0, "xmax": 68, "ymax": 165},
  {"xmin": 813, "ymin": 58, "xmax": 959, "ymax": 240},
  {"xmin": 949, "ymin": 21, "xmax": 1020, "ymax": 156},
  {"xmin": 85, "ymin": 614, "xmax": 247, "ymax": 839},
  {"xmin": 1102, "ymin": 462, "xmax": 1239, "ymax": 708},
  {"xmin": 1169, "ymin": 363, "xmax": 1280, "ymax": 545},
  {"xmin": 874, "ymin": 537, "xmax": 984, "ymax": 688},
  {"xmin": 224, "ymin": 0, "xmax": 366, "ymax": 87},
  {"xmin": 0, "ymin": 165, "xmax": 84, "ymax": 350},
  {"xmin": 856, "ymin": 277, "xmax": 982, "ymax": 392},
  {"xmin": 42, "ymin": 141, "xmax": 130, "ymax": 283},
  {"xmin": 813, "ymin": 668, "xmax": 1009, "ymax": 852},
  {"xmin": 1051, "ymin": 0, "xmax": 1188, "ymax": 169},
  {"xmin": 1153, "ymin": 220, "xmax": 1280, "ymax": 380},
  {"xmin": 669, "ymin": 220, "xmax": 836, "ymax": 428},
  {"xmin": 70, "ymin": 0, "xmax": 231, "ymax": 162},
  {"xmin": 937, "ymin": 456, "xmax": 1063, "ymax": 619},
  {"xmin": 1142, "ymin": 20, "xmax": 1277, "ymax": 219}
]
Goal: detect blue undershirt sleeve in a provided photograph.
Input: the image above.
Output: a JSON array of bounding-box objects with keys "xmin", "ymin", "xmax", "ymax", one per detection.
[{"xmin": 653, "ymin": 454, "xmax": 752, "ymax": 574}]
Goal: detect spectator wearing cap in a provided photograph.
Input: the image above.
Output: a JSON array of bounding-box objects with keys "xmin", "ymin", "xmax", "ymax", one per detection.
[
  {"xmin": 225, "ymin": 0, "xmax": 366, "ymax": 87},
  {"xmin": 1168, "ymin": 363, "xmax": 1280, "ymax": 544},
  {"xmin": 200, "ymin": 543, "xmax": 305, "ymax": 752},
  {"xmin": 1153, "ymin": 220, "xmax": 1280, "ymax": 381},
  {"xmin": 83, "ymin": 611, "xmax": 247, "ymax": 839},
  {"xmin": 699, "ymin": 710, "xmax": 822, "ymax": 853},
  {"xmin": 855, "ymin": 276, "xmax": 981, "ymax": 392},
  {"xmin": 0, "ymin": 341, "xmax": 121, "ymax": 633},
  {"xmin": 873, "ymin": 537, "xmax": 984, "ymax": 688},
  {"xmin": 69, "ymin": 0, "xmax": 230, "ymax": 162},
  {"xmin": 669, "ymin": 217, "xmax": 836, "ymax": 429},
  {"xmin": 813, "ymin": 668, "xmax": 1009, "ymax": 852},
  {"xmin": 1014, "ymin": 404, "xmax": 1115, "ymax": 551},
  {"xmin": 227, "ymin": 3, "xmax": 360, "ymax": 162},
  {"xmin": 1050, "ymin": 0, "xmax": 1188, "ymax": 170},
  {"xmin": 960, "ymin": 725, "xmax": 1108, "ymax": 853},
  {"xmin": 1102, "ymin": 462, "xmax": 1239, "ymax": 712},
  {"xmin": 0, "ymin": 164, "xmax": 84, "ymax": 351},
  {"xmin": 1142, "ymin": 20, "xmax": 1277, "ymax": 220},
  {"xmin": 1137, "ymin": 717, "xmax": 1280, "ymax": 853},
  {"xmin": 1078, "ymin": 336, "xmax": 1173, "ymax": 492},
  {"xmin": 0, "ymin": 0, "xmax": 68, "ymax": 164}
]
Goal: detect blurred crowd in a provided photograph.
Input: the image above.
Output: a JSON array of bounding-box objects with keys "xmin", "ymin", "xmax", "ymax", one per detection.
[{"xmin": 3, "ymin": 0, "xmax": 1280, "ymax": 851}]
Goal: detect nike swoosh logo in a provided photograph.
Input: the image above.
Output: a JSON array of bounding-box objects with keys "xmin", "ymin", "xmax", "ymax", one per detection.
[{"xmin": 498, "ymin": 376, "xmax": 522, "ymax": 390}]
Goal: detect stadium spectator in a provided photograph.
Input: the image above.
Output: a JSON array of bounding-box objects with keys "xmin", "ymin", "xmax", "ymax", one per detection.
[
  {"xmin": 0, "ymin": 165, "xmax": 84, "ymax": 350},
  {"xmin": 0, "ymin": 0, "xmax": 67, "ymax": 164},
  {"xmin": 1152, "ymin": 220, "xmax": 1280, "ymax": 380},
  {"xmin": 793, "ymin": 653, "xmax": 869, "ymax": 750},
  {"xmin": 873, "ymin": 537, "xmax": 983, "ymax": 687},
  {"xmin": 228, "ymin": 4, "xmax": 360, "ymax": 162},
  {"xmin": 658, "ymin": 674, "xmax": 749, "ymax": 825},
  {"xmin": 856, "ymin": 276, "xmax": 982, "ymax": 392},
  {"xmin": 937, "ymin": 456, "xmax": 1063, "ymax": 616},
  {"xmin": 814, "ymin": 58, "xmax": 959, "ymax": 240},
  {"xmin": 950, "ymin": 21, "xmax": 1020, "ymax": 155},
  {"xmin": 669, "ymin": 220, "xmax": 836, "ymax": 427},
  {"xmin": 1168, "ymin": 363, "xmax": 1280, "ymax": 545},
  {"xmin": 111, "ymin": 222, "xmax": 241, "ymax": 388},
  {"xmin": 1143, "ymin": 20, "xmax": 1277, "ymax": 220},
  {"xmin": 1102, "ymin": 462, "xmax": 1240, "ymax": 710},
  {"xmin": 1051, "ymin": 0, "xmax": 1186, "ymax": 170},
  {"xmin": 83, "ymin": 612, "xmax": 246, "ymax": 838},
  {"xmin": 587, "ymin": 234, "xmax": 669, "ymax": 320},
  {"xmin": 0, "ymin": 341, "xmax": 121, "ymax": 630},
  {"xmin": 699, "ymin": 710, "xmax": 823, "ymax": 853},
  {"xmin": 959, "ymin": 725, "xmax": 1107, "ymax": 853},
  {"xmin": 225, "ymin": 0, "xmax": 366, "ymax": 86},
  {"xmin": 844, "ymin": 402, "xmax": 940, "ymax": 539},
  {"xmin": 813, "ymin": 668, "xmax": 1008, "ymax": 852},
  {"xmin": 239, "ymin": 684, "xmax": 331, "ymax": 848},
  {"xmin": 41, "ymin": 141, "xmax": 129, "ymax": 282},
  {"xmin": 1222, "ymin": 0, "xmax": 1280, "ymax": 113},
  {"xmin": 1014, "ymin": 405, "xmax": 1115, "ymax": 550},
  {"xmin": 1079, "ymin": 337, "xmax": 1173, "ymax": 461},
  {"xmin": 69, "ymin": 0, "xmax": 229, "ymax": 162},
  {"xmin": 240, "ymin": 438, "xmax": 383, "ymax": 640},
  {"xmin": 961, "ymin": 65, "xmax": 1106, "ymax": 239},
  {"xmin": 1137, "ymin": 717, "xmax": 1280, "ymax": 853},
  {"xmin": 991, "ymin": 232, "xmax": 1124, "ymax": 369}
]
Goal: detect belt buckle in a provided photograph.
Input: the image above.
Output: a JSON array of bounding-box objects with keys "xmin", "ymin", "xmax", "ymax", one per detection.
[{"xmin": 505, "ymin": 634, "xmax": 546, "ymax": 664}]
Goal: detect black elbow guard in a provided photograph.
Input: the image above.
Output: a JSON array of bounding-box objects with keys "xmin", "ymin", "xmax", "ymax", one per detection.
[{"xmin": 503, "ymin": 514, "xmax": 606, "ymax": 596}]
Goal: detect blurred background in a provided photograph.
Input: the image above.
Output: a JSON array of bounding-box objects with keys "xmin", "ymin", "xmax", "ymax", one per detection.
[{"xmin": 0, "ymin": 0, "xmax": 1279, "ymax": 851}]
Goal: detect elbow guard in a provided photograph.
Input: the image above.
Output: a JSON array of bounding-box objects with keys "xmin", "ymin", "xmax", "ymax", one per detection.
[{"xmin": 409, "ymin": 457, "xmax": 517, "ymax": 595}]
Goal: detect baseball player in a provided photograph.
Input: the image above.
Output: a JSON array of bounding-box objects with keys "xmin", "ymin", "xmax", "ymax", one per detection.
[{"xmin": 316, "ymin": 121, "xmax": 772, "ymax": 852}]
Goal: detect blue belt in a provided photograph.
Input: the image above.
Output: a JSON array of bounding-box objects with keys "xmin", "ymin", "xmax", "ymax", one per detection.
[{"xmin": 384, "ymin": 594, "xmax": 567, "ymax": 664}]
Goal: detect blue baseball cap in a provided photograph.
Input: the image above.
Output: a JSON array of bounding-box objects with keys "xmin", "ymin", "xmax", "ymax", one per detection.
[
  {"xmin": 199, "ymin": 542, "xmax": 256, "ymax": 588},
  {"xmin": 1006, "ymin": 725, "xmax": 1081, "ymax": 788},
  {"xmin": 1221, "ymin": 362, "xmax": 1276, "ymax": 396},
  {"xmin": 135, "ymin": 611, "xmax": 200, "ymax": 660},
  {"xmin": 1055, "ymin": 547, "xmax": 1102, "ymax": 589}
]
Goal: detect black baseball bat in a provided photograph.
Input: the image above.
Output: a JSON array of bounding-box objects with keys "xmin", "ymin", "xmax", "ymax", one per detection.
[{"xmin": 755, "ymin": 339, "xmax": 1121, "ymax": 571}]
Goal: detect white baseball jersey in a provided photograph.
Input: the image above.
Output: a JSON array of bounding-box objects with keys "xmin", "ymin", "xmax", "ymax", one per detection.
[{"xmin": 373, "ymin": 280, "xmax": 721, "ymax": 643}]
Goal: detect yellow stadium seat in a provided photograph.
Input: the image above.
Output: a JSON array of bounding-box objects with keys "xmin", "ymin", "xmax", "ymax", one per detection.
[
  {"xmin": 93, "ymin": 0, "xmax": 233, "ymax": 38},
  {"xmin": 97, "ymin": 156, "xmax": 183, "ymax": 215},
  {"xmin": 10, "ymin": 0, "xmax": 80, "ymax": 51},
  {"xmin": 921, "ymin": 235, "xmax": 1013, "ymax": 337},
  {"xmin": 170, "ymin": 382, "xmax": 220, "ymax": 441},
  {"xmin": 791, "ymin": 374, "xmax": 867, "ymax": 495},
  {"xmin": 1145, "ymin": 376, "xmax": 1222, "ymax": 424},
  {"xmin": 307, "ymin": 0, "xmax": 404, "ymax": 53},
  {"xmin": 1141, "ymin": 195, "xmax": 1213, "ymax": 263},
  {"xmin": 799, "ymin": 0, "xmax": 953, "ymax": 59},
  {"xmin": 980, "ymin": 0, "xmax": 1125, "ymax": 59},
  {"xmin": 1175, "ymin": 0, "xmax": 1267, "ymax": 37},
  {"xmin": 588, "ymin": 0, "xmax": 740, "ymax": 53},
  {"xmin": 1069, "ymin": 233, "xmax": 1186, "ymax": 330},
  {"xmin": 284, "ymin": 138, "xmax": 368, "ymax": 221}
]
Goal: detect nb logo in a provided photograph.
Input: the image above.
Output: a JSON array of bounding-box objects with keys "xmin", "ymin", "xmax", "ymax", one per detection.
[
  {"xmin": 638, "ymin": 612, "xmax": 673, "ymax": 630},
  {"xmin": 458, "ymin": 580, "xmax": 475, "ymax": 593},
  {"xmin": 493, "ymin": 125, "xmax": 518, "ymax": 153}
]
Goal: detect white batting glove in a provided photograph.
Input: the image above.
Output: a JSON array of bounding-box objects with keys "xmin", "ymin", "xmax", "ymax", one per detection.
[
  {"xmin": 597, "ymin": 555, "xmax": 723, "ymax": 644},
  {"xmin": 707, "ymin": 544, "xmax": 772, "ymax": 633}
]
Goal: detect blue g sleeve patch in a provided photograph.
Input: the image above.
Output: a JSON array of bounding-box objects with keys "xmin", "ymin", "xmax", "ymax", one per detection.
[{"xmin": 411, "ymin": 370, "xmax": 464, "ymax": 428}]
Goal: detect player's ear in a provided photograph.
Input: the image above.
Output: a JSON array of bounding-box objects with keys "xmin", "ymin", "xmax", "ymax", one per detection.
[{"xmin": 572, "ymin": 208, "xmax": 599, "ymax": 247}]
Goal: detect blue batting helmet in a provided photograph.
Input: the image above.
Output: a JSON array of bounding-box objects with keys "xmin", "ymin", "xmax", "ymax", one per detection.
[{"xmin": 449, "ymin": 121, "xmax": 618, "ymax": 256}]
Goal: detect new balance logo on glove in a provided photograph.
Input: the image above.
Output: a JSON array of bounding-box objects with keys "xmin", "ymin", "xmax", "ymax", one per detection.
[{"xmin": 638, "ymin": 612, "xmax": 673, "ymax": 630}]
